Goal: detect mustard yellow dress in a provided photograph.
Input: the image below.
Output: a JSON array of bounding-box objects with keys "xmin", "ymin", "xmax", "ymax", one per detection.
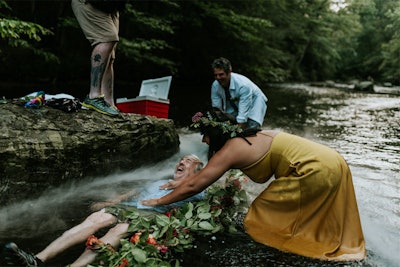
[{"xmin": 241, "ymin": 132, "xmax": 365, "ymax": 261}]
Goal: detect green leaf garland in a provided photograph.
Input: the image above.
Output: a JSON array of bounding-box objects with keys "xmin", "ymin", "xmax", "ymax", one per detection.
[{"xmin": 88, "ymin": 170, "xmax": 249, "ymax": 267}]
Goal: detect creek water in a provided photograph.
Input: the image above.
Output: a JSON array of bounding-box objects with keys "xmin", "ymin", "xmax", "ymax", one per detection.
[{"xmin": 0, "ymin": 84, "xmax": 399, "ymax": 267}]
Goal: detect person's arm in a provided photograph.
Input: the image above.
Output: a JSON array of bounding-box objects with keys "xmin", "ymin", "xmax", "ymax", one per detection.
[
  {"xmin": 158, "ymin": 168, "xmax": 204, "ymax": 190},
  {"xmin": 211, "ymin": 81, "xmax": 224, "ymax": 109},
  {"xmin": 158, "ymin": 179, "xmax": 182, "ymax": 190},
  {"xmin": 235, "ymin": 84, "xmax": 252, "ymax": 124}
]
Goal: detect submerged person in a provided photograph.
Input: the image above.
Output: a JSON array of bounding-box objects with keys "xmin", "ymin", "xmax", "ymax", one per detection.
[
  {"xmin": 1, "ymin": 155, "xmax": 204, "ymax": 267},
  {"xmin": 142, "ymin": 111, "xmax": 366, "ymax": 261}
]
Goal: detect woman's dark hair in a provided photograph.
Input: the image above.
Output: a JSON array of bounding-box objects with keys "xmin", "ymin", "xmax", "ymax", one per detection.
[{"xmin": 201, "ymin": 108, "xmax": 261, "ymax": 159}]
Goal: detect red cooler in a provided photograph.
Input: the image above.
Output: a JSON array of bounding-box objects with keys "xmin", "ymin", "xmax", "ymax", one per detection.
[{"xmin": 116, "ymin": 76, "xmax": 172, "ymax": 118}]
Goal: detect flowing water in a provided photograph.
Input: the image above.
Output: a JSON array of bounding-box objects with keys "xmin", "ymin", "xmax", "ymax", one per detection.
[{"xmin": 0, "ymin": 84, "xmax": 399, "ymax": 266}]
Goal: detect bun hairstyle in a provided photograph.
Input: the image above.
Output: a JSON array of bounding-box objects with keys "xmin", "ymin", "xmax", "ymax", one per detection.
[{"xmin": 191, "ymin": 108, "xmax": 260, "ymax": 159}]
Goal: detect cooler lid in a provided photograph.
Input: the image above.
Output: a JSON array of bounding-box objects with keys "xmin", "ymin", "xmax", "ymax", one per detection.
[{"xmin": 139, "ymin": 76, "xmax": 172, "ymax": 100}]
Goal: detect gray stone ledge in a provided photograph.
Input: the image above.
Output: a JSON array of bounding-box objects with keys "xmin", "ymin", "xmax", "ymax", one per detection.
[{"xmin": 0, "ymin": 103, "xmax": 180, "ymax": 205}]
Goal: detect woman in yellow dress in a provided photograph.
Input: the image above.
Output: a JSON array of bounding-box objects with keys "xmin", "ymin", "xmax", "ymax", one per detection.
[{"xmin": 142, "ymin": 111, "xmax": 366, "ymax": 261}]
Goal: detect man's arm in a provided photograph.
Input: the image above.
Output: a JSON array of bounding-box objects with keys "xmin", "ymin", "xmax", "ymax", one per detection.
[
  {"xmin": 236, "ymin": 84, "xmax": 252, "ymax": 124},
  {"xmin": 211, "ymin": 81, "xmax": 224, "ymax": 109}
]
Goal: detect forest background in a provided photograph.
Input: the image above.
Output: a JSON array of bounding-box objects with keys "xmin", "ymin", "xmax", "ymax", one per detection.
[{"xmin": 1, "ymin": 0, "xmax": 399, "ymax": 124}]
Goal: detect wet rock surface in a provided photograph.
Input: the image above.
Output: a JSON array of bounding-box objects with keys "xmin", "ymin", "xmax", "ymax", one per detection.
[{"xmin": 0, "ymin": 102, "xmax": 180, "ymax": 205}]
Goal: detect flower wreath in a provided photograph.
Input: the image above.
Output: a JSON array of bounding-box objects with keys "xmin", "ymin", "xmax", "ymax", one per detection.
[{"xmin": 191, "ymin": 111, "xmax": 243, "ymax": 138}]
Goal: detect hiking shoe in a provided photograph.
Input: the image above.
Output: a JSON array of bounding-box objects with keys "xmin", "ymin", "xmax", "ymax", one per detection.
[
  {"xmin": 111, "ymin": 105, "xmax": 120, "ymax": 112},
  {"xmin": 1, "ymin": 242, "xmax": 44, "ymax": 266},
  {"xmin": 82, "ymin": 95, "xmax": 119, "ymax": 116}
]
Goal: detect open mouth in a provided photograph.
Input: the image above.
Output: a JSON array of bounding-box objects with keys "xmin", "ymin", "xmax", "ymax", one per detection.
[{"xmin": 176, "ymin": 165, "xmax": 185, "ymax": 173}]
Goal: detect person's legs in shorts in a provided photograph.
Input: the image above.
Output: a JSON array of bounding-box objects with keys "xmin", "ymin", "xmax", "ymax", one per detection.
[
  {"xmin": 72, "ymin": 0, "xmax": 120, "ymax": 114},
  {"xmin": 35, "ymin": 210, "xmax": 118, "ymax": 263},
  {"xmin": 70, "ymin": 222, "xmax": 129, "ymax": 267}
]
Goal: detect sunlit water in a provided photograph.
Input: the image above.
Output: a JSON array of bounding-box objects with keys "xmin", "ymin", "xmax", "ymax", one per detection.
[{"xmin": 0, "ymin": 84, "xmax": 399, "ymax": 266}]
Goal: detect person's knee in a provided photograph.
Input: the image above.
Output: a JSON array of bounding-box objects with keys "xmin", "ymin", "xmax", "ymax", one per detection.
[
  {"xmin": 108, "ymin": 223, "xmax": 129, "ymax": 238},
  {"xmin": 59, "ymin": 211, "xmax": 116, "ymax": 238},
  {"xmin": 99, "ymin": 223, "xmax": 129, "ymax": 248},
  {"xmin": 93, "ymin": 42, "xmax": 116, "ymax": 54},
  {"xmin": 85, "ymin": 211, "xmax": 117, "ymax": 226}
]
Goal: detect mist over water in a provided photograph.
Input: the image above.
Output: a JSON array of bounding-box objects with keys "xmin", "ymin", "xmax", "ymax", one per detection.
[
  {"xmin": 0, "ymin": 132, "xmax": 209, "ymax": 240},
  {"xmin": 1, "ymin": 84, "xmax": 399, "ymax": 266}
]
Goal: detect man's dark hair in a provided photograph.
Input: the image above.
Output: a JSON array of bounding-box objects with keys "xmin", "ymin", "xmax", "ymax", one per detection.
[{"xmin": 211, "ymin": 57, "xmax": 232, "ymax": 73}]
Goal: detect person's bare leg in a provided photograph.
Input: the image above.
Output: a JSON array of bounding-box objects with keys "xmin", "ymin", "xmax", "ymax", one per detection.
[
  {"xmin": 88, "ymin": 42, "xmax": 116, "ymax": 100},
  {"xmin": 101, "ymin": 44, "xmax": 117, "ymax": 107},
  {"xmin": 70, "ymin": 222, "xmax": 130, "ymax": 267},
  {"xmin": 35, "ymin": 211, "xmax": 117, "ymax": 263}
]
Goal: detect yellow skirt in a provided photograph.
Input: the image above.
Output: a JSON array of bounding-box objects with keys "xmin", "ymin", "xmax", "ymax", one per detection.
[{"xmin": 243, "ymin": 133, "xmax": 365, "ymax": 261}]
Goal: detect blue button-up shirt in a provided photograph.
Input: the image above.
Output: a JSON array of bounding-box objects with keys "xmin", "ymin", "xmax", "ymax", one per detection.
[
  {"xmin": 122, "ymin": 179, "xmax": 205, "ymax": 213},
  {"xmin": 211, "ymin": 72, "xmax": 268, "ymax": 125}
]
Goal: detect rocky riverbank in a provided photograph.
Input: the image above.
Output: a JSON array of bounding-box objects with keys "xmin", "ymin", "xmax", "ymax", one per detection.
[
  {"xmin": 0, "ymin": 101, "xmax": 180, "ymax": 205},
  {"xmin": 268, "ymin": 81, "xmax": 400, "ymax": 95}
]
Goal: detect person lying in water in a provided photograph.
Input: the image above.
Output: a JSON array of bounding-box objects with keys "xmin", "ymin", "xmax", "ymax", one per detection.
[
  {"xmin": 1, "ymin": 154, "xmax": 204, "ymax": 267},
  {"xmin": 142, "ymin": 111, "xmax": 366, "ymax": 262}
]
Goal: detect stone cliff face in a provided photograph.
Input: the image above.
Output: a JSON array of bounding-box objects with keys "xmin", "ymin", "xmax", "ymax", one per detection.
[{"xmin": 0, "ymin": 103, "xmax": 180, "ymax": 205}]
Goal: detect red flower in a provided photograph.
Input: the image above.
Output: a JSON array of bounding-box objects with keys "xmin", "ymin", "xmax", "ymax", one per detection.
[
  {"xmin": 147, "ymin": 234, "xmax": 157, "ymax": 245},
  {"xmin": 210, "ymin": 205, "xmax": 221, "ymax": 211},
  {"xmin": 118, "ymin": 258, "xmax": 129, "ymax": 267},
  {"xmin": 85, "ymin": 235, "xmax": 104, "ymax": 250},
  {"xmin": 172, "ymin": 229, "xmax": 178, "ymax": 237},
  {"xmin": 156, "ymin": 244, "xmax": 168, "ymax": 253},
  {"xmin": 130, "ymin": 232, "xmax": 141, "ymax": 244},
  {"xmin": 165, "ymin": 211, "xmax": 171, "ymax": 218},
  {"xmin": 233, "ymin": 179, "xmax": 242, "ymax": 189},
  {"xmin": 192, "ymin": 112, "xmax": 203, "ymax": 123}
]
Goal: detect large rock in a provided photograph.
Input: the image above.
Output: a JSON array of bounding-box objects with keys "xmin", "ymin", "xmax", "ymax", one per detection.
[
  {"xmin": 0, "ymin": 102, "xmax": 180, "ymax": 205},
  {"xmin": 354, "ymin": 81, "xmax": 374, "ymax": 92}
]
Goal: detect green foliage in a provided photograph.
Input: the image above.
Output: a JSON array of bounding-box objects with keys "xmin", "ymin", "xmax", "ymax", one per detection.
[
  {"xmin": 125, "ymin": 7, "xmax": 175, "ymax": 35},
  {"xmin": 342, "ymin": 0, "xmax": 400, "ymax": 82},
  {"xmin": 118, "ymin": 37, "xmax": 177, "ymax": 73},
  {"xmin": 0, "ymin": 18, "xmax": 57, "ymax": 63},
  {"xmin": 0, "ymin": 1, "xmax": 58, "ymax": 71},
  {"xmin": 379, "ymin": 2, "xmax": 400, "ymax": 83},
  {"xmin": 190, "ymin": 111, "xmax": 244, "ymax": 138},
  {"xmin": 88, "ymin": 170, "xmax": 249, "ymax": 267},
  {"xmin": 117, "ymin": 0, "xmax": 179, "ymax": 74},
  {"xmin": 175, "ymin": 0, "xmax": 288, "ymax": 83},
  {"xmin": 0, "ymin": 19, "xmax": 52, "ymax": 44},
  {"xmin": 1, "ymin": 0, "xmax": 399, "ymax": 86}
]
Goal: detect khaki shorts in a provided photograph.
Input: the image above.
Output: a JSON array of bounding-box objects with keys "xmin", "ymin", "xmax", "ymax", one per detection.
[{"xmin": 71, "ymin": 0, "xmax": 119, "ymax": 46}]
